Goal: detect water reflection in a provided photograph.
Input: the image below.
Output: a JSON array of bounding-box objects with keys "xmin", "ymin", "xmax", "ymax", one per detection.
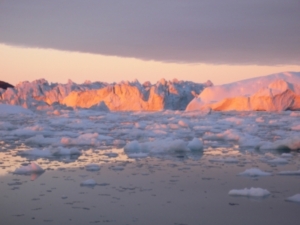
[{"xmin": 0, "ymin": 145, "xmax": 299, "ymax": 225}]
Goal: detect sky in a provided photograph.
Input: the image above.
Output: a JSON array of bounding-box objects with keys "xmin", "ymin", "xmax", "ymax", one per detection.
[{"xmin": 0, "ymin": 0, "xmax": 299, "ymax": 85}]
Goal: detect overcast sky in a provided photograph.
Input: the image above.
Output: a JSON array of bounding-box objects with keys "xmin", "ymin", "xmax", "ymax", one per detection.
[
  {"xmin": 0, "ymin": 0, "xmax": 299, "ymax": 85},
  {"xmin": 1, "ymin": 0, "xmax": 299, "ymax": 65}
]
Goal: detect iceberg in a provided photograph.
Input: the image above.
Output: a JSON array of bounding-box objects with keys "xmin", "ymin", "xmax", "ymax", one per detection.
[{"xmin": 186, "ymin": 72, "xmax": 300, "ymax": 112}]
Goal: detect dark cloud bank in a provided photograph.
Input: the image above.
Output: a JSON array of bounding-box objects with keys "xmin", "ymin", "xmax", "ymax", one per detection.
[{"xmin": 0, "ymin": 0, "xmax": 299, "ymax": 65}]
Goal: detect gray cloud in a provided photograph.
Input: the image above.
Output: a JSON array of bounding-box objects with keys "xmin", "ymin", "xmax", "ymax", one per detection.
[{"xmin": 0, "ymin": 0, "xmax": 299, "ymax": 65}]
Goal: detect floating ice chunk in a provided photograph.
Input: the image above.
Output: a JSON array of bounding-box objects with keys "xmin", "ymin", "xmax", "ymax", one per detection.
[
  {"xmin": 203, "ymin": 129, "xmax": 241, "ymax": 141},
  {"xmin": 187, "ymin": 138, "xmax": 203, "ymax": 151},
  {"xmin": 61, "ymin": 133, "xmax": 100, "ymax": 146},
  {"xmin": 290, "ymin": 112, "xmax": 300, "ymax": 117},
  {"xmin": 224, "ymin": 117, "xmax": 244, "ymax": 125},
  {"xmin": 291, "ymin": 124, "xmax": 300, "ymax": 131},
  {"xmin": 0, "ymin": 121, "xmax": 16, "ymax": 130},
  {"xmin": 209, "ymin": 157, "xmax": 238, "ymax": 163},
  {"xmin": 124, "ymin": 141, "xmax": 141, "ymax": 152},
  {"xmin": 19, "ymin": 147, "xmax": 80, "ymax": 157},
  {"xmin": 103, "ymin": 152, "xmax": 118, "ymax": 158},
  {"xmin": 285, "ymin": 194, "xmax": 300, "ymax": 203},
  {"xmin": 228, "ymin": 187, "xmax": 270, "ymax": 197},
  {"xmin": 238, "ymin": 168, "xmax": 272, "ymax": 177},
  {"xmin": 113, "ymin": 139, "xmax": 126, "ymax": 147},
  {"xmin": 19, "ymin": 148, "xmax": 52, "ymax": 157},
  {"xmin": 259, "ymin": 135, "xmax": 300, "ymax": 151},
  {"xmin": 12, "ymin": 126, "xmax": 41, "ymax": 137},
  {"xmin": 149, "ymin": 139, "xmax": 189, "ymax": 153},
  {"xmin": 81, "ymin": 179, "xmax": 97, "ymax": 186},
  {"xmin": 135, "ymin": 122, "xmax": 148, "ymax": 129},
  {"xmin": 14, "ymin": 162, "xmax": 44, "ymax": 174},
  {"xmin": 52, "ymin": 147, "xmax": 81, "ymax": 156},
  {"xmin": 85, "ymin": 164, "xmax": 100, "ymax": 171},
  {"xmin": 278, "ymin": 170, "xmax": 300, "ymax": 175},
  {"xmin": 281, "ymin": 153, "xmax": 293, "ymax": 158},
  {"xmin": 267, "ymin": 158, "xmax": 289, "ymax": 164},
  {"xmin": 111, "ymin": 166, "xmax": 124, "ymax": 171},
  {"xmin": 238, "ymin": 134, "xmax": 261, "ymax": 148},
  {"xmin": 178, "ymin": 120, "xmax": 190, "ymax": 128},
  {"xmin": 0, "ymin": 104, "xmax": 32, "ymax": 115},
  {"xmin": 124, "ymin": 138, "xmax": 189, "ymax": 156},
  {"xmin": 25, "ymin": 135, "xmax": 60, "ymax": 146},
  {"xmin": 127, "ymin": 152, "xmax": 149, "ymax": 158},
  {"xmin": 256, "ymin": 117, "xmax": 264, "ymax": 123}
]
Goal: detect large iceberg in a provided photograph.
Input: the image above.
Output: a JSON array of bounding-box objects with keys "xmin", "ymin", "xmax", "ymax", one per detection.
[
  {"xmin": 186, "ymin": 72, "xmax": 300, "ymax": 111},
  {"xmin": 0, "ymin": 78, "xmax": 211, "ymax": 111}
]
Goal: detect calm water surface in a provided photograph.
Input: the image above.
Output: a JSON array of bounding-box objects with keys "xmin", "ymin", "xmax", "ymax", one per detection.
[{"xmin": 0, "ymin": 148, "xmax": 299, "ymax": 225}]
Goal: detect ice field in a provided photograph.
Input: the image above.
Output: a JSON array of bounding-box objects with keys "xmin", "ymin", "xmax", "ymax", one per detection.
[{"xmin": 0, "ymin": 105, "xmax": 299, "ymax": 224}]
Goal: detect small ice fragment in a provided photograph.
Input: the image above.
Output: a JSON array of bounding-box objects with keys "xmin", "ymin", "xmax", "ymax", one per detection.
[
  {"xmin": 61, "ymin": 195, "xmax": 68, "ymax": 199},
  {"xmin": 278, "ymin": 170, "xmax": 300, "ymax": 175},
  {"xmin": 127, "ymin": 153, "xmax": 149, "ymax": 158},
  {"xmin": 238, "ymin": 168, "xmax": 272, "ymax": 177},
  {"xmin": 85, "ymin": 164, "xmax": 100, "ymax": 171},
  {"xmin": 178, "ymin": 120, "xmax": 190, "ymax": 128},
  {"xmin": 267, "ymin": 158, "xmax": 288, "ymax": 164},
  {"xmin": 209, "ymin": 157, "xmax": 238, "ymax": 163},
  {"xmin": 187, "ymin": 138, "xmax": 203, "ymax": 151},
  {"xmin": 228, "ymin": 187, "xmax": 270, "ymax": 197},
  {"xmin": 281, "ymin": 153, "xmax": 293, "ymax": 158},
  {"xmin": 14, "ymin": 162, "xmax": 44, "ymax": 175},
  {"xmin": 81, "ymin": 179, "xmax": 97, "ymax": 186},
  {"xmin": 111, "ymin": 166, "xmax": 124, "ymax": 171},
  {"xmin": 285, "ymin": 194, "xmax": 300, "ymax": 203},
  {"xmin": 103, "ymin": 152, "xmax": 118, "ymax": 158},
  {"xmin": 124, "ymin": 141, "xmax": 141, "ymax": 152}
]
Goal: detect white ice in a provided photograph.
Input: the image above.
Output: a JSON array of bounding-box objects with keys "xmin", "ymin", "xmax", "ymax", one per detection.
[
  {"xmin": 14, "ymin": 162, "xmax": 44, "ymax": 174},
  {"xmin": 278, "ymin": 170, "xmax": 300, "ymax": 175},
  {"xmin": 0, "ymin": 104, "xmax": 32, "ymax": 114},
  {"xmin": 228, "ymin": 187, "xmax": 271, "ymax": 197},
  {"xmin": 81, "ymin": 179, "xmax": 97, "ymax": 186},
  {"xmin": 187, "ymin": 138, "xmax": 203, "ymax": 151},
  {"xmin": 19, "ymin": 147, "xmax": 81, "ymax": 157},
  {"xmin": 238, "ymin": 168, "xmax": 272, "ymax": 177},
  {"xmin": 285, "ymin": 194, "xmax": 300, "ymax": 203},
  {"xmin": 85, "ymin": 164, "xmax": 101, "ymax": 171}
]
